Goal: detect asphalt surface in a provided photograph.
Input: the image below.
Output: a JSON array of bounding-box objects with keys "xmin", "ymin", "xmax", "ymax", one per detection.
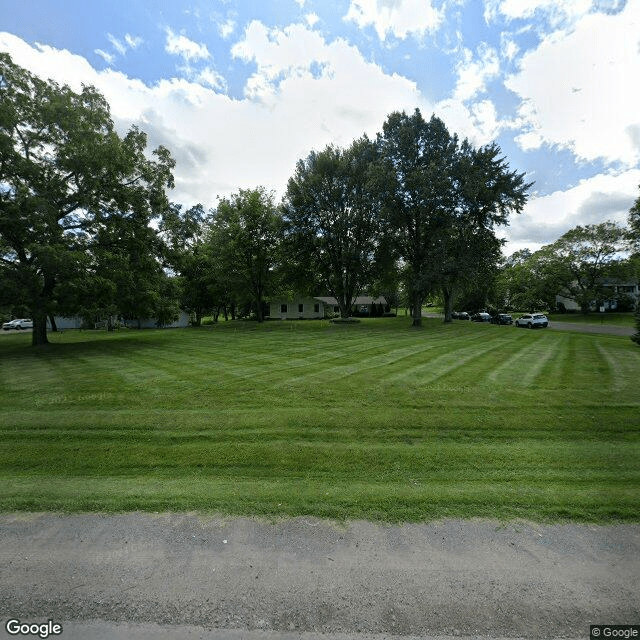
[{"xmin": 1, "ymin": 514, "xmax": 638, "ymax": 639}]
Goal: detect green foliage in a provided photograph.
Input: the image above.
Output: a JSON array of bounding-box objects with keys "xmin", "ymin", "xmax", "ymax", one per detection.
[
  {"xmin": 629, "ymin": 183, "xmax": 640, "ymax": 251},
  {"xmin": 209, "ymin": 187, "xmax": 282, "ymax": 322},
  {"xmin": 0, "ymin": 54, "xmax": 175, "ymax": 344},
  {"xmin": 376, "ymin": 109, "xmax": 531, "ymax": 325},
  {"xmin": 283, "ymin": 137, "xmax": 383, "ymax": 319}
]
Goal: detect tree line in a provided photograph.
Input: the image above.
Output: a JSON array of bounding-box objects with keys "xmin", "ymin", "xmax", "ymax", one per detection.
[{"xmin": 3, "ymin": 53, "xmax": 638, "ymax": 347}]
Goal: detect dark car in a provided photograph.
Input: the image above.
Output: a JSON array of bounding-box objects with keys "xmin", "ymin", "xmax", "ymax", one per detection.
[
  {"xmin": 490, "ymin": 313, "xmax": 513, "ymax": 325},
  {"xmin": 457, "ymin": 312, "xmax": 470, "ymax": 320},
  {"xmin": 471, "ymin": 312, "xmax": 491, "ymax": 322}
]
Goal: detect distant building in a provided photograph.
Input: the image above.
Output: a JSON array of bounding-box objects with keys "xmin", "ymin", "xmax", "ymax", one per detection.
[
  {"xmin": 269, "ymin": 295, "xmax": 387, "ymax": 319},
  {"xmin": 556, "ymin": 279, "xmax": 639, "ymax": 311},
  {"xmin": 47, "ymin": 310, "xmax": 191, "ymax": 330}
]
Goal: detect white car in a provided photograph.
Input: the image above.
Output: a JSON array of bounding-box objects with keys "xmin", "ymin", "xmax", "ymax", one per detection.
[
  {"xmin": 2, "ymin": 318, "xmax": 33, "ymax": 330},
  {"xmin": 515, "ymin": 313, "xmax": 548, "ymax": 328}
]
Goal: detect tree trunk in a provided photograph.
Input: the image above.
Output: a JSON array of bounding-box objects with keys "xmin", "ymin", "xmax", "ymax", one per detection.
[
  {"xmin": 48, "ymin": 314, "xmax": 58, "ymax": 332},
  {"xmin": 443, "ymin": 287, "xmax": 454, "ymax": 323},
  {"xmin": 32, "ymin": 313, "xmax": 49, "ymax": 346},
  {"xmin": 411, "ymin": 291, "xmax": 423, "ymax": 327}
]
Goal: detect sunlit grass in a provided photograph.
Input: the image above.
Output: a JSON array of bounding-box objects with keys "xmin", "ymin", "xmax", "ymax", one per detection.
[{"xmin": 1, "ymin": 317, "xmax": 638, "ymax": 522}]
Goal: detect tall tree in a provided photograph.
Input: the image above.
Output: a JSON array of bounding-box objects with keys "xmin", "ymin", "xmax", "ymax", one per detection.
[
  {"xmin": 437, "ymin": 140, "xmax": 530, "ymax": 320},
  {"xmin": 282, "ymin": 137, "xmax": 383, "ymax": 319},
  {"xmin": 0, "ymin": 54, "xmax": 175, "ymax": 344},
  {"xmin": 159, "ymin": 203, "xmax": 212, "ymax": 326},
  {"xmin": 210, "ymin": 187, "xmax": 281, "ymax": 322},
  {"xmin": 376, "ymin": 110, "xmax": 459, "ymax": 326}
]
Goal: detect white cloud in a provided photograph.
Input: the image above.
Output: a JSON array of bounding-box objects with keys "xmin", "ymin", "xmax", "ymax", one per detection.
[
  {"xmin": 0, "ymin": 27, "xmax": 431, "ymax": 209},
  {"xmin": 500, "ymin": 33, "xmax": 518, "ymax": 61},
  {"xmin": 94, "ymin": 49, "xmax": 115, "ymax": 65},
  {"xmin": 344, "ymin": 0, "xmax": 443, "ymax": 40},
  {"xmin": 435, "ymin": 97, "xmax": 504, "ymax": 146},
  {"xmin": 165, "ymin": 28, "xmax": 210, "ymax": 62},
  {"xmin": 453, "ymin": 43, "xmax": 500, "ymax": 102},
  {"xmin": 305, "ymin": 13, "xmax": 320, "ymax": 27},
  {"xmin": 231, "ymin": 21, "xmax": 426, "ymax": 123},
  {"xmin": 124, "ymin": 34, "xmax": 143, "ymax": 49},
  {"xmin": 107, "ymin": 34, "xmax": 127, "ymax": 56},
  {"xmin": 219, "ymin": 19, "xmax": 235, "ymax": 39},
  {"xmin": 485, "ymin": 0, "xmax": 592, "ymax": 26},
  {"xmin": 505, "ymin": 2, "xmax": 640, "ymax": 167},
  {"xmin": 503, "ymin": 169, "xmax": 640, "ymax": 252},
  {"xmin": 196, "ymin": 67, "xmax": 228, "ymax": 92}
]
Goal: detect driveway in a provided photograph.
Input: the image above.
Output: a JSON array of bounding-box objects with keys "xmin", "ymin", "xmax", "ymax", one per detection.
[{"xmin": 424, "ymin": 313, "xmax": 636, "ymax": 337}]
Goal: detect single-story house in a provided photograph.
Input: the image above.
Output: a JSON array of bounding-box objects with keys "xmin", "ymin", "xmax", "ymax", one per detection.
[
  {"xmin": 556, "ymin": 279, "xmax": 639, "ymax": 311},
  {"xmin": 46, "ymin": 310, "xmax": 191, "ymax": 330},
  {"xmin": 268, "ymin": 295, "xmax": 387, "ymax": 319}
]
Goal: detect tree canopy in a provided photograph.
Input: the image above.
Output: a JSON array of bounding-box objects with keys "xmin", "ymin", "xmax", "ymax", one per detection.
[
  {"xmin": 376, "ymin": 109, "xmax": 530, "ymax": 325},
  {"xmin": 0, "ymin": 53, "xmax": 175, "ymax": 344},
  {"xmin": 209, "ymin": 187, "xmax": 282, "ymax": 323},
  {"xmin": 282, "ymin": 137, "xmax": 383, "ymax": 319}
]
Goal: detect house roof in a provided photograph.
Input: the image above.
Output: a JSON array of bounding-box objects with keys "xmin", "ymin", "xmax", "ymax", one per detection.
[{"xmin": 314, "ymin": 296, "xmax": 387, "ymax": 305}]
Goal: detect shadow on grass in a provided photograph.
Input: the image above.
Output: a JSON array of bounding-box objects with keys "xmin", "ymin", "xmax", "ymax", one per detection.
[{"xmin": 0, "ymin": 328, "xmax": 178, "ymax": 361}]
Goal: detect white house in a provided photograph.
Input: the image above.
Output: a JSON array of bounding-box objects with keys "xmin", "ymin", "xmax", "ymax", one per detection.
[
  {"xmin": 47, "ymin": 310, "xmax": 191, "ymax": 330},
  {"xmin": 268, "ymin": 295, "xmax": 387, "ymax": 319},
  {"xmin": 556, "ymin": 279, "xmax": 639, "ymax": 312}
]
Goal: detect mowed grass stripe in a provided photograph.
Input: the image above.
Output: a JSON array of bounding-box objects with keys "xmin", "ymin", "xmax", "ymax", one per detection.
[{"xmin": 1, "ymin": 318, "xmax": 639, "ymax": 521}]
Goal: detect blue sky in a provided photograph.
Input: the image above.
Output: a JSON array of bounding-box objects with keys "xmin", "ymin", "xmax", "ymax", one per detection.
[{"xmin": 2, "ymin": 0, "xmax": 639, "ymax": 254}]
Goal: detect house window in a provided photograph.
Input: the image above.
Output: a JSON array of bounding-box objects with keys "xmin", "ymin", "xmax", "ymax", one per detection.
[
  {"xmin": 280, "ymin": 304, "xmax": 287, "ymax": 313},
  {"xmin": 314, "ymin": 303, "xmax": 319, "ymax": 313},
  {"xmin": 298, "ymin": 303, "xmax": 304, "ymax": 313}
]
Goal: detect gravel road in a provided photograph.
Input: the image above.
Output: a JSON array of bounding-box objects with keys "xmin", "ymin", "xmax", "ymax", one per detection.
[{"xmin": 1, "ymin": 514, "xmax": 638, "ymax": 639}]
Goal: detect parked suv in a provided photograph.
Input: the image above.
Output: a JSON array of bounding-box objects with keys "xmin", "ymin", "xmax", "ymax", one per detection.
[
  {"xmin": 2, "ymin": 319, "xmax": 33, "ymax": 330},
  {"xmin": 515, "ymin": 313, "xmax": 548, "ymax": 328},
  {"xmin": 471, "ymin": 312, "xmax": 491, "ymax": 322},
  {"xmin": 490, "ymin": 313, "xmax": 513, "ymax": 325}
]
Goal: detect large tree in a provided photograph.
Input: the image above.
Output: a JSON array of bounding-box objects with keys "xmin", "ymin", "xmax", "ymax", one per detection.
[
  {"xmin": 376, "ymin": 110, "xmax": 458, "ymax": 326},
  {"xmin": 282, "ymin": 137, "xmax": 383, "ymax": 319},
  {"xmin": 543, "ymin": 222, "xmax": 629, "ymax": 313},
  {"xmin": 0, "ymin": 54, "xmax": 174, "ymax": 345},
  {"xmin": 437, "ymin": 140, "xmax": 530, "ymax": 320},
  {"xmin": 209, "ymin": 187, "xmax": 281, "ymax": 323},
  {"xmin": 376, "ymin": 109, "xmax": 529, "ymax": 326}
]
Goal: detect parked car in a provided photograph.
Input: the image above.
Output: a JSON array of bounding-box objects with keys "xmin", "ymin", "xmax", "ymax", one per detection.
[
  {"xmin": 2, "ymin": 318, "xmax": 33, "ymax": 330},
  {"xmin": 457, "ymin": 312, "xmax": 470, "ymax": 320},
  {"xmin": 471, "ymin": 312, "xmax": 491, "ymax": 322},
  {"xmin": 491, "ymin": 313, "xmax": 513, "ymax": 325},
  {"xmin": 514, "ymin": 313, "xmax": 548, "ymax": 328},
  {"xmin": 451, "ymin": 311, "xmax": 460, "ymax": 319}
]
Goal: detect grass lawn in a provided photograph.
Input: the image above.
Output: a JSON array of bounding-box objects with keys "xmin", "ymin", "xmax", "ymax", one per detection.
[{"xmin": 1, "ymin": 317, "xmax": 639, "ymax": 522}]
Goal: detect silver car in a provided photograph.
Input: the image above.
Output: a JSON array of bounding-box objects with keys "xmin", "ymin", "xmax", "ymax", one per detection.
[
  {"xmin": 2, "ymin": 318, "xmax": 33, "ymax": 330},
  {"xmin": 515, "ymin": 313, "xmax": 548, "ymax": 328}
]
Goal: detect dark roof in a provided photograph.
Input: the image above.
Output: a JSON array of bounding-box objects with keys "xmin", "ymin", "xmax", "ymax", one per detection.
[{"xmin": 314, "ymin": 296, "xmax": 386, "ymax": 305}]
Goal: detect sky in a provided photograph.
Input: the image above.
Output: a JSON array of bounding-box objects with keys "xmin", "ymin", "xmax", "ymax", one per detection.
[{"xmin": 1, "ymin": 0, "xmax": 639, "ymax": 255}]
